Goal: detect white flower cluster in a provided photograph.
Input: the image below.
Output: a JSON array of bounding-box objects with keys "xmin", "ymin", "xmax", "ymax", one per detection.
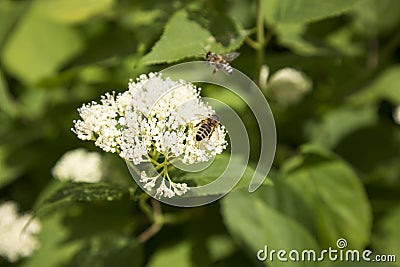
[
  {"xmin": 0, "ymin": 201, "xmax": 41, "ymax": 262},
  {"xmin": 140, "ymin": 171, "xmax": 189, "ymax": 198},
  {"xmin": 51, "ymin": 148, "xmax": 103, "ymax": 183},
  {"xmin": 72, "ymin": 73, "xmax": 228, "ymax": 197}
]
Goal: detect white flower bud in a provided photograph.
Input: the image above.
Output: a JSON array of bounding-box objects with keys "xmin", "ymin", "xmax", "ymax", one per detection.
[
  {"xmin": 52, "ymin": 148, "xmax": 103, "ymax": 183},
  {"xmin": 0, "ymin": 201, "xmax": 41, "ymax": 262}
]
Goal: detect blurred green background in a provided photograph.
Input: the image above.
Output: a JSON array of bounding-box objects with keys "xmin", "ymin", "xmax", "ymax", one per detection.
[{"xmin": 1, "ymin": 0, "xmax": 400, "ymax": 266}]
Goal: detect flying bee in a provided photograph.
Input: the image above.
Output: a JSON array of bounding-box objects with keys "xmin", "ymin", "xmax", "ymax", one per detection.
[
  {"xmin": 205, "ymin": 51, "xmax": 240, "ymax": 75},
  {"xmin": 194, "ymin": 114, "xmax": 220, "ymax": 141}
]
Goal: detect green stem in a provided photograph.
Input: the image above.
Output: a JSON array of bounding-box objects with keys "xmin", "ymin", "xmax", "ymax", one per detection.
[
  {"xmin": 256, "ymin": 0, "xmax": 265, "ymax": 72},
  {"xmin": 137, "ymin": 199, "xmax": 164, "ymax": 243},
  {"xmin": 149, "ymin": 144, "xmax": 160, "ymax": 162},
  {"xmin": 138, "ymin": 194, "xmax": 153, "ymax": 221},
  {"xmin": 164, "ymin": 167, "xmax": 173, "ymax": 184},
  {"xmin": 136, "ymin": 153, "xmax": 190, "ymax": 242},
  {"xmin": 264, "ymin": 30, "xmax": 274, "ymax": 48},
  {"xmin": 147, "ymin": 154, "xmax": 162, "ymax": 167},
  {"xmin": 245, "ymin": 37, "xmax": 262, "ymax": 50}
]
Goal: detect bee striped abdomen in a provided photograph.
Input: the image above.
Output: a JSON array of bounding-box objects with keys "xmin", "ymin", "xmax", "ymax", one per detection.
[
  {"xmin": 221, "ymin": 63, "xmax": 233, "ymax": 75},
  {"xmin": 196, "ymin": 124, "xmax": 213, "ymax": 141},
  {"xmin": 204, "ymin": 51, "xmax": 239, "ymax": 76},
  {"xmin": 194, "ymin": 115, "xmax": 220, "ymax": 142}
]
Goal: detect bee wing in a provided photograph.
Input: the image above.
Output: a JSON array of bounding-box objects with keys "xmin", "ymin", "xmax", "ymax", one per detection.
[
  {"xmin": 222, "ymin": 52, "xmax": 240, "ymax": 62},
  {"xmin": 192, "ymin": 113, "xmax": 209, "ymax": 126}
]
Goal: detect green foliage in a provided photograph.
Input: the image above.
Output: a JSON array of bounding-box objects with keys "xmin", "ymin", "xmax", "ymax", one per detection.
[
  {"xmin": 282, "ymin": 146, "xmax": 371, "ymax": 249},
  {"xmin": 35, "ymin": 0, "xmax": 114, "ymax": 24},
  {"xmin": 349, "ymin": 66, "xmax": 400, "ymax": 105},
  {"xmin": 175, "ymin": 154, "xmax": 268, "ymax": 197},
  {"xmin": 22, "ymin": 201, "xmax": 140, "ymax": 267},
  {"xmin": 34, "ymin": 182, "xmax": 132, "ymax": 218},
  {"xmin": 261, "ymin": 0, "xmax": 363, "ymax": 55},
  {"xmin": 138, "ymin": 9, "xmax": 246, "ymax": 66},
  {"xmin": 64, "ymin": 234, "xmax": 142, "ymax": 267},
  {"xmin": 222, "ymin": 146, "xmax": 372, "ymax": 266},
  {"xmin": 372, "ymin": 205, "xmax": 400, "ymax": 265},
  {"xmin": 352, "ymin": 0, "xmax": 400, "ymax": 36},
  {"xmin": 262, "ymin": 0, "xmax": 362, "ymax": 24},
  {"xmin": 305, "ymin": 105, "xmax": 378, "ymax": 148},
  {"xmin": 138, "ymin": 10, "xmax": 212, "ymax": 65},
  {"xmin": 1, "ymin": 5, "xmax": 83, "ymax": 83},
  {"xmin": 223, "ymin": 188, "xmax": 320, "ymax": 267},
  {"xmin": 1, "ymin": 0, "xmax": 400, "ymax": 266},
  {"xmin": 0, "ymin": 146, "xmax": 23, "ymax": 188},
  {"xmin": 21, "ymin": 213, "xmax": 82, "ymax": 267},
  {"xmin": 147, "ymin": 242, "xmax": 191, "ymax": 267}
]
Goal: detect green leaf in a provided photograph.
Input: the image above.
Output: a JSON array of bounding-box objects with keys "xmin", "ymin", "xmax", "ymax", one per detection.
[
  {"xmin": 0, "ymin": 69, "xmax": 19, "ymax": 117},
  {"xmin": 34, "ymin": 0, "xmax": 114, "ymax": 24},
  {"xmin": 34, "ymin": 182, "xmax": 130, "ymax": 217},
  {"xmin": 283, "ymin": 153, "xmax": 372, "ymax": 249},
  {"xmin": 305, "ymin": 105, "xmax": 378, "ymax": 148},
  {"xmin": 203, "ymin": 85, "xmax": 251, "ymax": 113},
  {"xmin": 138, "ymin": 10, "xmax": 246, "ymax": 66},
  {"xmin": 1, "ymin": 7, "xmax": 83, "ymax": 83},
  {"xmin": 65, "ymin": 234, "xmax": 142, "ymax": 267},
  {"xmin": 19, "ymin": 87, "xmax": 49, "ymax": 119},
  {"xmin": 0, "ymin": 0, "xmax": 27, "ymax": 48},
  {"xmin": 371, "ymin": 205, "xmax": 400, "ymax": 265},
  {"xmin": 325, "ymin": 27, "xmax": 364, "ymax": 56},
  {"xmin": 0, "ymin": 146, "xmax": 23, "ymax": 189},
  {"xmin": 22, "ymin": 213, "xmax": 82, "ymax": 267},
  {"xmin": 176, "ymin": 154, "xmax": 235, "ymax": 185},
  {"xmin": 261, "ymin": 0, "xmax": 363, "ymax": 55},
  {"xmin": 299, "ymin": 143, "xmax": 337, "ymax": 159},
  {"xmin": 175, "ymin": 154, "xmax": 272, "ymax": 197},
  {"xmin": 24, "ymin": 200, "xmax": 139, "ymax": 267},
  {"xmin": 207, "ymin": 235, "xmax": 235, "ymax": 262},
  {"xmin": 221, "ymin": 187, "xmax": 320, "ymax": 267},
  {"xmin": 352, "ymin": 0, "xmax": 400, "ymax": 36},
  {"xmin": 222, "ymin": 146, "xmax": 372, "ymax": 266},
  {"xmin": 262, "ymin": 0, "xmax": 362, "ymax": 24},
  {"xmin": 274, "ymin": 23, "xmax": 328, "ymax": 55},
  {"xmin": 147, "ymin": 242, "xmax": 191, "ymax": 267},
  {"xmin": 349, "ymin": 66, "xmax": 400, "ymax": 105},
  {"xmin": 119, "ymin": 9, "xmax": 163, "ymax": 29},
  {"xmin": 335, "ymin": 122, "xmax": 400, "ymax": 173}
]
